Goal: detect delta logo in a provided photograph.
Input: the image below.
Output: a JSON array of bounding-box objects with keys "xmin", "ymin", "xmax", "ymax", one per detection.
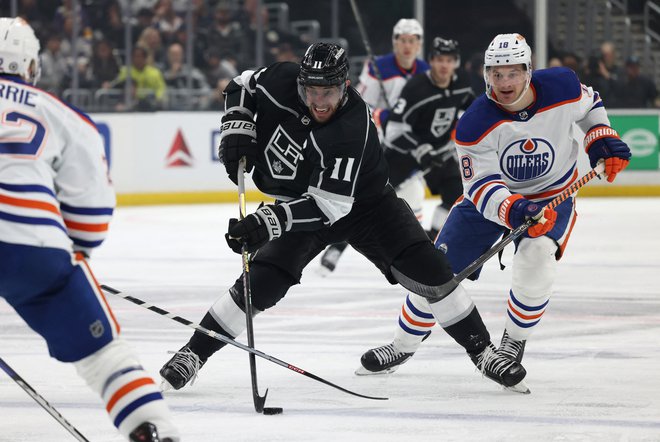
[
  {"xmin": 166, "ymin": 129, "xmax": 194, "ymax": 167},
  {"xmin": 500, "ymin": 138, "xmax": 555, "ymax": 182}
]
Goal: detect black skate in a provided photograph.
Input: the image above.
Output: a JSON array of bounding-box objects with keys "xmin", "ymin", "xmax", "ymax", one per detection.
[
  {"xmin": 160, "ymin": 345, "xmax": 206, "ymax": 391},
  {"xmin": 355, "ymin": 331, "xmax": 432, "ymax": 375},
  {"xmin": 129, "ymin": 422, "xmax": 177, "ymax": 442},
  {"xmin": 318, "ymin": 243, "xmax": 348, "ymax": 275},
  {"xmin": 497, "ymin": 329, "xmax": 526, "ymax": 363},
  {"xmin": 469, "ymin": 343, "xmax": 530, "ymax": 394}
]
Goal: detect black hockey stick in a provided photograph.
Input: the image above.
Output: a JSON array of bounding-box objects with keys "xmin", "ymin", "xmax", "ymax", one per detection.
[
  {"xmin": 100, "ymin": 285, "xmax": 388, "ymax": 402},
  {"xmin": 349, "ymin": 0, "xmax": 392, "ymax": 109},
  {"xmin": 395, "ymin": 162, "xmax": 607, "ymax": 300},
  {"xmin": 236, "ymin": 158, "xmax": 277, "ymax": 414},
  {"xmin": 0, "ymin": 356, "xmax": 90, "ymax": 441}
]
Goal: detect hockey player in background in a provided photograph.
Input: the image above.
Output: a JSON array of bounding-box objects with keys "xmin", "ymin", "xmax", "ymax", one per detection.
[
  {"xmin": 384, "ymin": 36, "xmax": 474, "ymax": 241},
  {"xmin": 0, "ymin": 18, "xmax": 179, "ymax": 442},
  {"xmin": 318, "ymin": 18, "xmax": 429, "ymax": 274},
  {"xmin": 358, "ymin": 33, "xmax": 631, "ymax": 385},
  {"xmin": 160, "ymin": 42, "xmax": 528, "ymax": 393}
]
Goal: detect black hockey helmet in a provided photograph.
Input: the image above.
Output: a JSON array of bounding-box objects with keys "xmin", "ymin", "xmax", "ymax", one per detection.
[
  {"xmin": 429, "ymin": 36, "xmax": 460, "ymax": 61},
  {"xmin": 298, "ymin": 42, "xmax": 349, "ymax": 87}
]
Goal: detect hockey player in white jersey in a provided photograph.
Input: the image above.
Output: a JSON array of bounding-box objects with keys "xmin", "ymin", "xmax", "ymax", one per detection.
[
  {"xmin": 358, "ymin": 33, "xmax": 631, "ymax": 385},
  {"xmin": 319, "ymin": 18, "xmax": 430, "ymax": 273},
  {"xmin": 0, "ymin": 18, "xmax": 179, "ymax": 441}
]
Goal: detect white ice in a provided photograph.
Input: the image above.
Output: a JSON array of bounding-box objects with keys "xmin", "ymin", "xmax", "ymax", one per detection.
[{"xmin": 1, "ymin": 198, "xmax": 659, "ymax": 442}]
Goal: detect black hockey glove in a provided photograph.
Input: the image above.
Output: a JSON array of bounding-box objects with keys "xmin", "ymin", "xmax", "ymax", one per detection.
[
  {"xmin": 411, "ymin": 142, "xmax": 455, "ymax": 170},
  {"xmin": 225, "ymin": 204, "xmax": 286, "ymax": 254},
  {"xmin": 218, "ymin": 113, "xmax": 258, "ymax": 184}
]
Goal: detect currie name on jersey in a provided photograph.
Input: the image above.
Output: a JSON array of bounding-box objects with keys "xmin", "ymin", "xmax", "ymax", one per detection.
[{"xmin": 500, "ymin": 138, "xmax": 555, "ymax": 182}]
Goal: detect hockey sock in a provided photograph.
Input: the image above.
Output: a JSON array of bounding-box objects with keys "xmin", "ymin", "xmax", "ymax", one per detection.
[
  {"xmin": 505, "ymin": 290, "xmax": 549, "ymax": 341},
  {"xmin": 74, "ymin": 339, "xmax": 178, "ymax": 440},
  {"xmin": 393, "ymin": 293, "xmax": 435, "ymax": 353}
]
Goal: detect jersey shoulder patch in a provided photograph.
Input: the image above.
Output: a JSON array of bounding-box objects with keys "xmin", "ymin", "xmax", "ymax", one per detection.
[{"xmin": 455, "ymin": 96, "xmax": 507, "ymax": 145}]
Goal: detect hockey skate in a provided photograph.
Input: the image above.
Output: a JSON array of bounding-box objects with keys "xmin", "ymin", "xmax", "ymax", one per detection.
[
  {"xmin": 497, "ymin": 329, "xmax": 526, "ymax": 363},
  {"xmin": 130, "ymin": 422, "xmax": 178, "ymax": 442},
  {"xmin": 160, "ymin": 345, "xmax": 206, "ymax": 391},
  {"xmin": 318, "ymin": 243, "xmax": 348, "ymax": 275},
  {"xmin": 469, "ymin": 343, "xmax": 530, "ymax": 394},
  {"xmin": 355, "ymin": 331, "xmax": 431, "ymax": 375}
]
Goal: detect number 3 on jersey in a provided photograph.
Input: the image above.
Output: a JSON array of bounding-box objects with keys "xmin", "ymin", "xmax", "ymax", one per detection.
[
  {"xmin": 330, "ymin": 157, "xmax": 355, "ymax": 182},
  {"xmin": 0, "ymin": 111, "xmax": 47, "ymax": 157}
]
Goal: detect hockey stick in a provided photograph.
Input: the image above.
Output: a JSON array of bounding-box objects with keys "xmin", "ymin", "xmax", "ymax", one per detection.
[
  {"xmin": 236, "ymin": 157, "xmax": 276, "ymax": 414},
  {"xmin": 348, "ymin": 0, "xmax": 392, "ymax": 109},
  {"xmin": 398, "ymin": 162, "xmax": 607, "ymax": 301},
  {"xmin": 100, "ymin": 285, "xmax": 387, "ymax": 402},
  {"xmin": 0, "ymin": 357, "xmax": 90, "ymax": 441}
]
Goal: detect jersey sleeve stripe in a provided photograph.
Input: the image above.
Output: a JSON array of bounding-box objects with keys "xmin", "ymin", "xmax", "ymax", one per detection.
[
  {"xmin": 478, "ymin": 184, "xmax": 507, "ymax": 213},
  {"xmin": 537, "ymin": 94, "xmax": 582, "ymax": 113},
  {"xmin": 0, "ymin": 182, "xmax": 56, "ymax": 197},
  {"xmin": 0, "ymin": 193, "xmax": 61, "ymax": 215},
  {"xmin": 59, "ymin": 203, "xmax": 114, "ymax": 216},
  {"xmin": 0, "ymin": 210, "xmax": 67, "ymax": 232},
  {"xmin": 467, "ymin": 174, "xmax": 502, "ymax": 197},
  {"xmin": 63, "ymin": 219, "xmax": 109, "ymax": 232}
]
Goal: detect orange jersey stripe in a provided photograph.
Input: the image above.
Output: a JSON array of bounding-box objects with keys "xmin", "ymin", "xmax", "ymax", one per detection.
[
  {"xmin": 78, "ymin": 257, "xmax": 121, "ymax": 333},
  {"xmin": 106, "ymin": 378, "xmax": 155, "ymax": 412},
  {"xmin": 0, "ymin": 193, "xmax": 61, "ymax": 215},
  {"xmin": 401, "ymin": 306, "xmax": 435, "ymax": 328},
  {"xmin": 64, "ymin": 219, "xmax": 109, "ymax": 232}
]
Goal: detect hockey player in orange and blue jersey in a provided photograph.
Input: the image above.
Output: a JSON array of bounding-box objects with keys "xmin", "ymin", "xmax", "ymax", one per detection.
[
  {"xmin": 358, "ymin": 34, "xmax": 631, "ymax": 389},
  {"xmin": 0, "ymin": 18, "xmax": 179, "ymax": 441}
]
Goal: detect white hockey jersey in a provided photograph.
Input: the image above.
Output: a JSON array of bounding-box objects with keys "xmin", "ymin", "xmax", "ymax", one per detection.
[
  {"xmin": 455, "ymin": 67, "xmax": 609, "ymax": 227},
  {"xmin": 0, "ymin": 75, "xmax": 115, "ymax": 255},
  {"xmin": 357, "ymin": 53, "xmax": 429, "ymax": 111}
]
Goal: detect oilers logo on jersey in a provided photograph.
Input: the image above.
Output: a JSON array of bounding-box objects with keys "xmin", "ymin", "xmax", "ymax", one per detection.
[
  {"xmin": 265, "ymin": 125, "xmax": 304, "ymax": 180},
  {"xmin": 500, "ymin": 138, "xmax": 555, "ymax": 182}
]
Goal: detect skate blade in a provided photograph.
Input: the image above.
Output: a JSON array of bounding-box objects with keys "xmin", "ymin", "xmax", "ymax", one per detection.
[
  {"xmin": 316, "ymin": 265, "xmax": 334, "ymax": 278},
  {"xmin": 354, "ymin": 365, "xmax": 399, "ymax": 376},
  {"xmin": 504, "ymin": 379, "xmax": 531, "ymax": 394},
  {"xmin": 160, "ymin": 379, "xmax": 174, "ymax": 392}
]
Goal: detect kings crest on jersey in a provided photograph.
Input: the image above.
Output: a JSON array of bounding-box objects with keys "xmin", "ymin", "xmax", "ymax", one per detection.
[
  {"xmin": 223, "ymin": 62, "xmax": 387, "ymax": 222},
  {"xmin": 455, "ymin": 67, "xmax": 606, "ymax": 225}
]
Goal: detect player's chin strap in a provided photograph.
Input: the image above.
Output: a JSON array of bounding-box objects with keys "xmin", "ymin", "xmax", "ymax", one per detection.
[{"xmin": 395, "ymin": 162, "xmax": 607, "ymax": 302}]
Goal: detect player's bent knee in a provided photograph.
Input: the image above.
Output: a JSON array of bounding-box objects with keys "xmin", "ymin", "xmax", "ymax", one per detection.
[
  {"xmin": 512, "ymin": 236, "xmax": 558, "ymax": 298},
  {"xmin": 390, "ymin": 241, "xmax": 455, "ymax": 297},
  {"xmin": 232, "ymin": 262, "xmax": 297, "ymax": 311}
]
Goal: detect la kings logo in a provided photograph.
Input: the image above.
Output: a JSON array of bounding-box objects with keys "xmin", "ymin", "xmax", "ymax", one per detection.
[
  {"xmin": 431, "ymin": 107, "xmax": 456, "ymax": 138},
  {"xmin": 265, "ymin": 125, "xmax": 304, "ymax": 180}
]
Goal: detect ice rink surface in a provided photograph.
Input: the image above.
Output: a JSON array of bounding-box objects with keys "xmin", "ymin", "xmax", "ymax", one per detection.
[{"xmin": 1, "ymin": 197, "xmax": 659, "ymax": 442}]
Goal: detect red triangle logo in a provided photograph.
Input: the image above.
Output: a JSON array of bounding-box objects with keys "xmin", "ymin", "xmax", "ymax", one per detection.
[{"xmin": 166, "ymin": 129, "xmax": 194, "ymax": 167}]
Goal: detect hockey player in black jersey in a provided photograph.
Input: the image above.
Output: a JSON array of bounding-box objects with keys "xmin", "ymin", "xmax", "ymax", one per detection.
[
  {"xmin": 385, "ymin": 36, "xmax": 474, "ymax": 241},
  {"xmin": 159, "ymin": 43, "xmax": 527, "ymax": 393}
]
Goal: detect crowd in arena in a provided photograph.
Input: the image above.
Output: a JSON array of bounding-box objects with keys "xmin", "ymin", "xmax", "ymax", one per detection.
[{"xmin": 4, "ymin": 0, "xmax": 658, "ymax": 112}]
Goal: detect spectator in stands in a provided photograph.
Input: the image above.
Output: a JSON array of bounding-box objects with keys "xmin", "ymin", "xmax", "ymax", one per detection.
[
  {"xmin": 16, "ymin": 0, "xmax": 49, "ymax": 31},
  {"xmin": 613, "ymin": 56, "xmax": 658, "ymax": 108},
  {"xmin": 108, "ymin": 45, "xmax": 167, "ymax": 111},
  {"xmin": 39, "ymin": 33, "xmax": 69, "ymax": 96},
  {"xmin": 133, "ymin": 7, "xmax": 156, "ymax": 45},
  {"xmin": 137, "ymin": 27, "xmax": 166, "ymax": 68},
  {"xmin": 561, "ymin": 52, "xmax": 581, "ymax": 73},
  {"xmin": 599, "ymin": 41, "xmax": 624, "ymax": 82},
  {"xmin": 163, "ymin": 42, "xmax": 211, "ymax": 109},
  {"xmin": 203, "ymin": 47, "xmax": 238, "ymax": 87},
  {"xmin": 153, "ymin": 0, "xmax": 183, "ymax": 45},
  {"xmin": 582, "ymin": 54, "xmax": 617, "ymax": 105},
  {"xmin": 59, "ymin": 15, "xmax": 93, "ymax": 67},
  {"xmin": 93, "ymin": 0, "xmax": 125, "ymax": 50},
  {"xmin": 88, "ymin": 38, "xmax": 121, "ymax": 89},
  {"xmin": 547, "ymin": 57, "xmax": 562, "ymax": 68},
  {"xmin": 201, "ymin": 1, "xmax": 246, "ymax": 69},
  {"xmin": 272, "ymin": 42, "xmax": 300, "ymax": 63}
]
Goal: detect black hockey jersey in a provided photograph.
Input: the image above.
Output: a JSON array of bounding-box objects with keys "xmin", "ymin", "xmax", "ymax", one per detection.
[
  {"xmin": 385, "ymin": 71, "xmax": 475, "ymax": 154},
  {"xmin": 222, "ymin": 62, "xmax": 389, "ymax": 231}
]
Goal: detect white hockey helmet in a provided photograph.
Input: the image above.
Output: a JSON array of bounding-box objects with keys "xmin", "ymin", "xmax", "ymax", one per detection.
[
  {"xmin": 483, "ymin": 33, "xmax": 532, "ymax": 105},
  {"xmin": 0, "ymin": 17, "xmax": 41, "ymax": 85},
  {"xmin": 392, "ymin": 18, "xmax": 423, "ymax": 42}
]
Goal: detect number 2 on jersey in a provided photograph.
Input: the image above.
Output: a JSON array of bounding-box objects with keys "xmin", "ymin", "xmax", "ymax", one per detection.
[{"xmin": 0, "ymin": 111, "xmax": 47, "ymax": 157}]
